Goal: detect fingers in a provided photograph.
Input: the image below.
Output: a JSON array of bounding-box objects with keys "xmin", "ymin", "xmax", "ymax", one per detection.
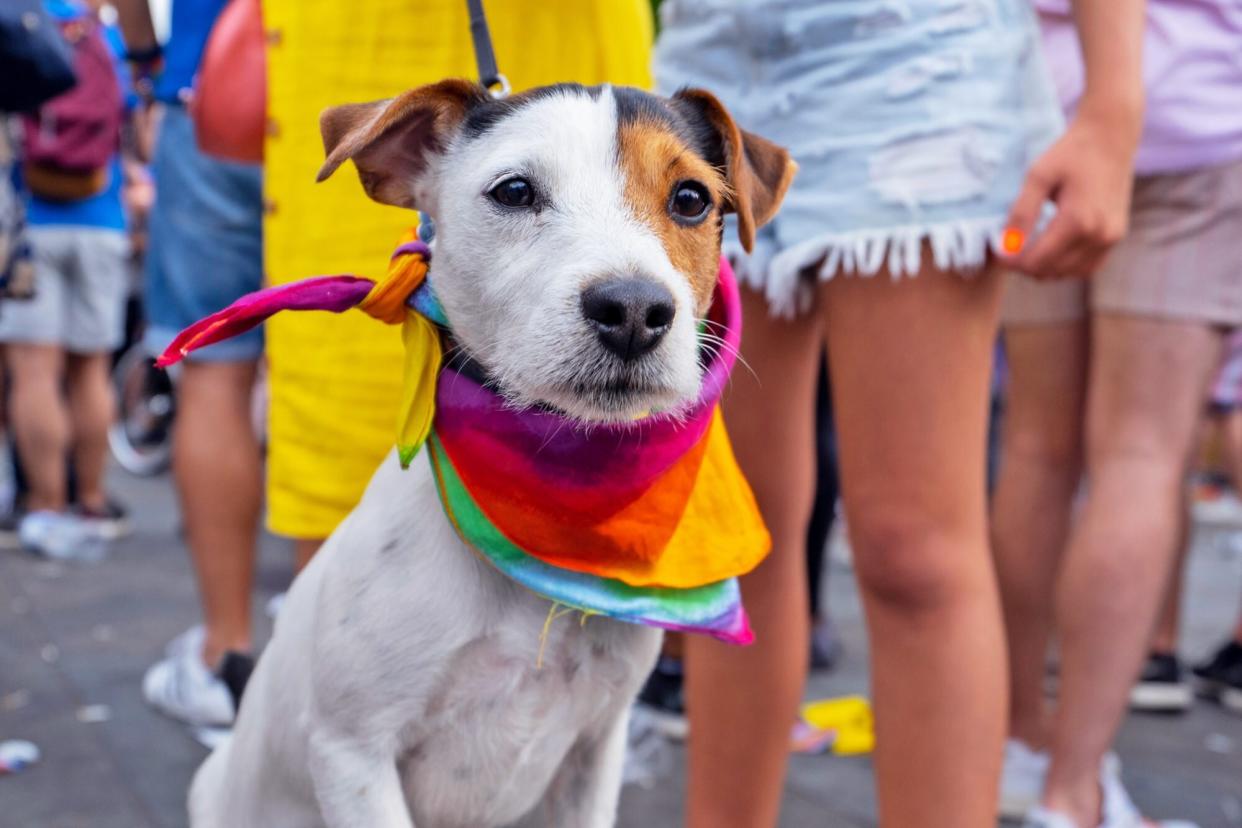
[
  {"xmin": 1015, "ymin": 197, "xmax": 1124, "ymax": 279},
  {"xmin": 1013, "ymin": 211, "xmax": 1078, "ymax": 278},
  {"xmin": 1003, "ymin": 163, "xmax": 1055, "ymax": 257}
]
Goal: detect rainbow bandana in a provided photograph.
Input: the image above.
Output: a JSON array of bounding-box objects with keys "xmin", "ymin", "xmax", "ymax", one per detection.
[{"xmin": 159, "ymin": 241, "xmax": 769, "ymax": 644}]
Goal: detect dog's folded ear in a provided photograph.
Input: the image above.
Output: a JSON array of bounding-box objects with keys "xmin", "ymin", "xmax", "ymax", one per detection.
[
  {"xmin": 317, "ymin": 79, "xmax": 488, "ymax": 209},
  {"xmin": 673, "ymin": 89, "xmax": 797, "ymax": 254}
]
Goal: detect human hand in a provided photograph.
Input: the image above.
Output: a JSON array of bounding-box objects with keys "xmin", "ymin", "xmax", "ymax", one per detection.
[{"xmin": 1003, "ymin": 105, "xmax": 1141, "ymax": 280}]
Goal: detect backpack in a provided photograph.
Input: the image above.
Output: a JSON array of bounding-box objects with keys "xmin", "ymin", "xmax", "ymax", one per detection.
[{"xmin": 20, "ymin": 12, "xmax": 122, "ymax": 202}]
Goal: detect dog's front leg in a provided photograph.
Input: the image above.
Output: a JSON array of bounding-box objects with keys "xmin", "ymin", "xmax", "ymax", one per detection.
[
  {"xmin": 308, "ymin": 730, "xmax": 415, "ymax": 828},
  {"xmin": 523, "ymin": 707, "xmax": 632, "ymax": 828}
]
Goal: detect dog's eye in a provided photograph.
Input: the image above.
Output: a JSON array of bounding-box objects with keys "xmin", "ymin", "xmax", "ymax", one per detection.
[
  {"xmin": 669, "ymin": 181, "xmax": 711, "ymax": 223},
  {"xmin": 489, "ymin": 177, "xmax": 535, "ymax": 208}
]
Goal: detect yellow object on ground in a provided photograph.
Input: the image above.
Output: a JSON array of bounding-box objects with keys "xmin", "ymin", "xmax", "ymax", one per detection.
[
  {"xmin": 801, "ymin": 695, "xmax": 875, "ymax": 756},
  {"xmin": 262, "ymin": 0, "xmax": 654, "ymax": 538}
]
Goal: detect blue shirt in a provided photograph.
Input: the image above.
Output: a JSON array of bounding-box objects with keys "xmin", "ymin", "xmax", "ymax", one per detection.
[
  {"xmin": 24, "ymin": 2, "xmax": 129, "ymax": 231},
  {"xmin": 155, "ymin": 0, "xmax": 230, "ymax": 105}
]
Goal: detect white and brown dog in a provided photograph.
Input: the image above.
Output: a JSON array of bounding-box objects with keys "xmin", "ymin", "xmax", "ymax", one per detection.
[{"xmin": 189, "ymin": 80, "xmax": 792, "ymax": 828}]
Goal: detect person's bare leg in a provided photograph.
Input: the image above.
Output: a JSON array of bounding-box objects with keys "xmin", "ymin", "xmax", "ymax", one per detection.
[
  {"xmin": 1149, "ymin": 492, "xmax": 1191, "ymax": 656},
  {"xmin": 64, "ymin": 352, "xmax": 115, "ymax": 511},
  {"xmin": 993, "ymin": 323, "xmax": 1089, "ymax": 750},
  {"xmin": 684, "ymin": 287, "xmax": 821, "ymax": 828},
  {"xmin": 823, "ymin": 262, "xmax": 1005, "ymax": 827},
  {"xmin": 5, "ymin": 344, "xmax": 69, "ymax": 511},
  {"xmin": 1042, "ymin": 315, "xmax": 1223, "ymax": 825},
  {"xmin": 175, "ymin": 360, "xmax": 262, "ymax": 668},
  {"xmin": 1225, "ymin": 409, "xmax": 1242, "ymax": 489},
  {"xmin": 1227, "ymin": 411, "xmax": 1242, "ymax": 645},
  {"xmin": 293, "ymin": 537, "xmax": 322, "ymax": 572}
]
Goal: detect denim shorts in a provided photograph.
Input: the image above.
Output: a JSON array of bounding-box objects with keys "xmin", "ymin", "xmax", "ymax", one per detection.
[
  {"xmin": 655, "ymin": 0, "xmax": 1064, "ymax": 315},
  {"xmin": 144, "ymin": 105, "xmax": 264, "ymax": 361}
]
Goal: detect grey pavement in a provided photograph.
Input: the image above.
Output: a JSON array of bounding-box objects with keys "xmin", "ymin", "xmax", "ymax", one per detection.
[{"xmin": 2, "ymin": 465, "xmax": 1241, "ymax": 827}]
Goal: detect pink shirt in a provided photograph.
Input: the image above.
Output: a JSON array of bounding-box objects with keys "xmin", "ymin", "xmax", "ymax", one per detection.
[{"xmin": 1035, "ymin": 0, "xmax": 1242, "ymax": 174}]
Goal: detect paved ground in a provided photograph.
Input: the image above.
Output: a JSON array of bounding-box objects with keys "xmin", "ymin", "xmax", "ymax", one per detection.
[{"xmin": 2, "ymin": 465, "xmax": 1241, "ymax": 827}]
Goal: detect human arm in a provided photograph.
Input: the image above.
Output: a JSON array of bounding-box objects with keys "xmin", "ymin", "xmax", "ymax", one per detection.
[
  {"xmin": 113, "ymin": 0, "xmax": 158, "ymax": 54},
  {"xmin": 1005, "ymin": 0, "xmax": 1146, "ymax": 280},
  {"xmin": 113, "ymin": 0, "xmax": 162, "ymax": 102}
]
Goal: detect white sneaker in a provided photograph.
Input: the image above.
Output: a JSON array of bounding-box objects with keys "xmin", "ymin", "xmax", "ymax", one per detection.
[
  {"xmin": 163, "ymin": 625, "xmax": 205, "ymax": 659},
  {"xmin": 142, "ymin": 634, "xmax": 236, "ymax": 728},
  {"xmin": 1193, "ymin": 490, "xmax": 1242, "ymax": 528},
  {"xmin": 1223, "ymin": 689, "xmax": 1242, "ymax": 714},
  {"xmin": 1023, "ymin": 755, "xmax": 1199, "ymax": 828},
  {"xmin": 19, "ymin": 510, "xmax": 106, "ymax": 562},
  {"xmin": 264, "ymin": 592, "xmax": 287, "ymax": 619},
  {"xmin": 1025, "ymin": 806, "xmax": 1078, "ymax": 828},
  {"xmin": 1001, "ymin": 739, "xmax": 1050, "ymax": 820}
]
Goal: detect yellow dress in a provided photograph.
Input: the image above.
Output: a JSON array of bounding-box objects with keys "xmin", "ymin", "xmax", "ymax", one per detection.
[{"xmin": 263, "ymin": 0, "xmax": 654, "ymax": 538}]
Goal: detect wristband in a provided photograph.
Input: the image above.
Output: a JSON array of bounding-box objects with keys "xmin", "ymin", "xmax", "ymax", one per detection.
[{"xmin": 124, "ymin": 43, "xmax": 163, "ymax": 64}]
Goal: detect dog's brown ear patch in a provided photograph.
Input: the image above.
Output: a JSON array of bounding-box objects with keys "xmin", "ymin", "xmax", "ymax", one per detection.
[
  {"xmin": 317, "ymin": 79, "xmax": 487, "ymax": 209},
  {"xmin": 617, "ymin": 119, "xmax": 725, "ymax": 312},
  {"xmin": 673, "ymin": 89, "xmax": 796, "ymax": 253}
]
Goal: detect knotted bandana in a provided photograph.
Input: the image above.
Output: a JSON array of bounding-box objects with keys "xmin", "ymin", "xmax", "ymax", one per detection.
[{"xmin": 159, "ymin": 238, "xmax": 769, "ymax": 644}]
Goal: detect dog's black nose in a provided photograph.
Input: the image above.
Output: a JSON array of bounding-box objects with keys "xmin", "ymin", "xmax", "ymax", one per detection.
[{"xmin": 580, "ymin": 278, "xmax": 676, "ymax": 362}]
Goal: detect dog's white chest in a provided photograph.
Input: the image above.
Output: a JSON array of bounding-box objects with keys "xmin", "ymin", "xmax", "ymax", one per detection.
[{"xmin": 399, "ymin": 611, "xmax": 657, "ymax": 827}]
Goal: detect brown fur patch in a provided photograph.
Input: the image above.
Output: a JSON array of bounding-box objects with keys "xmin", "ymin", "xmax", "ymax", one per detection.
[
  {"xmin": 616, "ymin": 121, "xmax": 726, "ymax": 314},
  {"xmin": 317, "ymin": 79, "xmax": 487, "ymax": 208},
  {"xmin": 672, "ymin": 89, "xmax": 796, "ymax": 254}
]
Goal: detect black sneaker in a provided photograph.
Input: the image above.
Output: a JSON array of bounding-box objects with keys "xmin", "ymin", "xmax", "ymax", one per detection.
[
  {"xmin": 218, "ymin": 650, "xmax": 256, "ymax": 710},
  {"xmin": 74, "ymin": 497, "xmax": 132, "ymax": 541},
  {"xmin": 636, "ymin": 656, "xmax": 688, "ymax": 740},
  {"xmin": 1129, "ymin": 652, "xmax": 1192, "ymax": 713},
  {"xmin": 1221, "ymin": 668, "xmax": 1242, "ymax": 716},
  {"xmin": 1193, "ymin": 640, "xmax": 1242, "ymax": 699}
]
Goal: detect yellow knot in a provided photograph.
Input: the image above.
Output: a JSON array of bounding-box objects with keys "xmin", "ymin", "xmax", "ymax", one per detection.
[
  {"xmin": 361, "ymin": 228, "xmax": 442, "ymax": 469},
  {"xmin": 358, "ymin": 245, "xmax": 428, "ymax": 325}
]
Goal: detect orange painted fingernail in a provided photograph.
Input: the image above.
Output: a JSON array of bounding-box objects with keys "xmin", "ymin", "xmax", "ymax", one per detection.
[{"xmin": 1001, "ymin": 228, "xmax": 1025, "ymax": 255}]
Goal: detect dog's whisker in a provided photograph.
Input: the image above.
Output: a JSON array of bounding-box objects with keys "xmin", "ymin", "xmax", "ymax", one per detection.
[{"xmin": 695, "ymin": 330, "xmax": 754, "ymax": 380}]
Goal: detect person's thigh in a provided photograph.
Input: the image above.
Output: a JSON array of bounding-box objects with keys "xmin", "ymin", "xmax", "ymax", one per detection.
[
  {"xmin": 4, "ymin": 341, "xmax": 64, "ymax": 381},
  {"xmin": 683, "ymin": 284, "xmax": 821, "ymax": 828},
  {"xmin": 1086, "ymin": 314, "xmax": 1223, "ymax": 470},
  {"xmin": 1001, "ymin": 320, "xmax": 1090, "ymax": 467},
  {"xmin": 823, "ymin": 264, "xmax": 1002, "ymax": 559},
  {"xmin": 65, "ymin": 229, "xmax": 129, "ymax": 355},
  {"xmin": 721, "ymin": 286, "xmax": 823, "ymax": 540},
  {"xmin": 821, "ymin": 259, "xmax": 1006, "ymax": 826}
]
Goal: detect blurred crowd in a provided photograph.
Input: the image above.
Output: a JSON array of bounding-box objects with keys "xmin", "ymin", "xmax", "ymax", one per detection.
[{"xmin": 2, "ymin": 1, "xmax": 1241, "ymax": 827}]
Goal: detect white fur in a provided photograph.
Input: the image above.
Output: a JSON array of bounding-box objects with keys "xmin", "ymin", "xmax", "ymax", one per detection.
[
  {"xmin": 186, "ymin": 86, "xmax": 713, "ymax": 827},
  {"xmin": 189, "ymin": 454, "xmax": 660, "ymax": 828},
  {"xmin": 431, "ymin": 86, "xmax": 701, "ymax": 422}
]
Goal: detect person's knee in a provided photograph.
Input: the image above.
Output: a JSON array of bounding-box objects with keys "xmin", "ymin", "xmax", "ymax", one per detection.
[
  {"xmin": 65, "ymin": 354, "xmax": 114, "ymax": 400},
  {"xmin": 177, "ymin": 361, "xmax": 257, "ymax": 422},
  {"xmin": 998, "ymin": 402, "xmax": 1087, "ymax": 479},
  {"xmin": 5, "ymin": 345, "xmax": 64, "ymax": 387},
  {"xmin": 1003, "ymin": 419, "xmax": 1083, "ymax": 483},
  {"xmin": 849, "ymin": 505, "xmax": 982, "ymax": 613},
  {"xmin": 1086, "ymin": 423, "xmax": 1186, "ymax": 476},
  {"xmin": 65, "ymin": 351, "xmax": 110, "ymax": 377}
]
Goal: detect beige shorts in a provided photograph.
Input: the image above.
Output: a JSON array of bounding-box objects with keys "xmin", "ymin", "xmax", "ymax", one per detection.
[
  {"xmin": 0, "ymin": 226, "xmax": 129, "ymax": 353},
  {"xmin": 1002, "ymin": 158, "xmax": 1242, "ymax": 328}
]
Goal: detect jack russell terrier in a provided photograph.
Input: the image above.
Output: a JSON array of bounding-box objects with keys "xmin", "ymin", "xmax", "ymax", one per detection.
[{"xmin": 184, "ymin": 79, "xmax": 793, "ymax": 828}]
